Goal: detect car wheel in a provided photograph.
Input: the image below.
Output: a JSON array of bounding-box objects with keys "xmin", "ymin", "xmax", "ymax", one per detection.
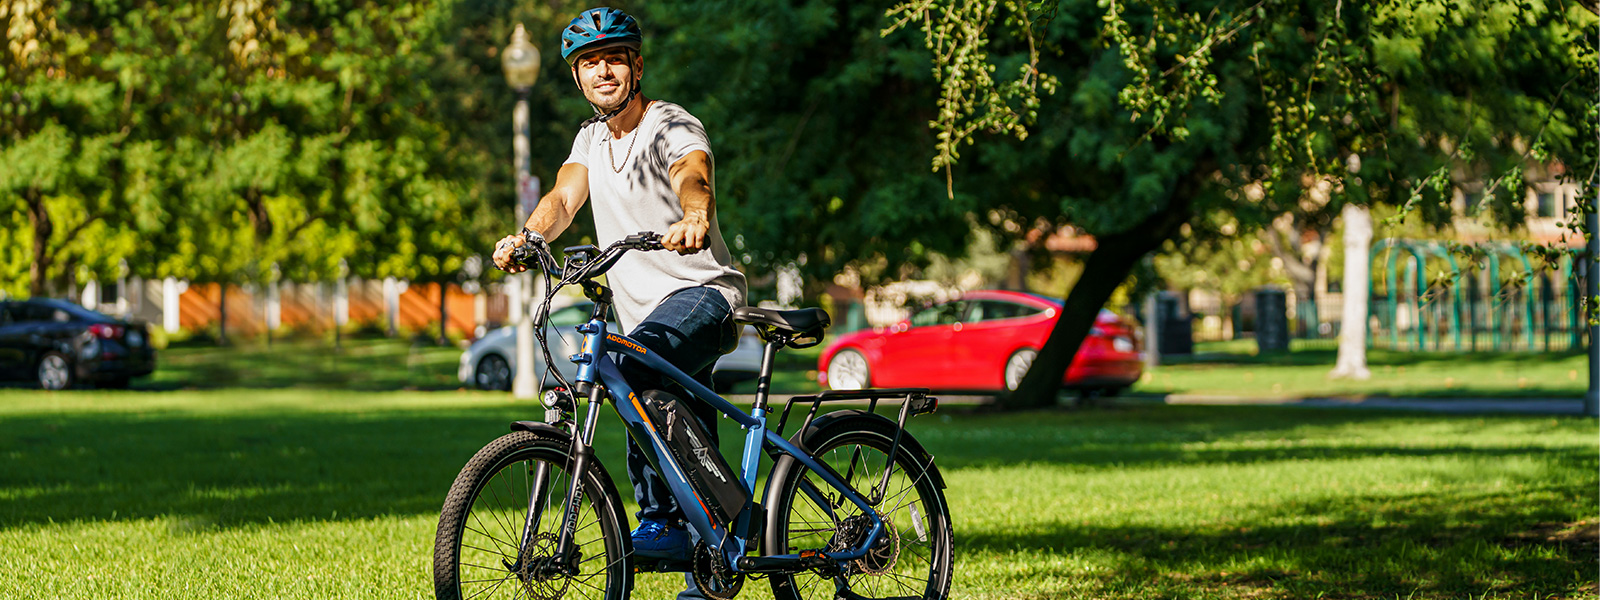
[
  {"xmin": 37, "ymin": 352, "xmax": 73, "ymax": 391},
  {"xmin": 825, "ymin": 349, "xmax": 870, "ymax": 391},
  {"xmin": 1003, "ymin": 348, "xmax": 1037, "ymax": 392},
  {"xmin": 475, "ymin": 354, "xmax": 512, "ymax": 391}
]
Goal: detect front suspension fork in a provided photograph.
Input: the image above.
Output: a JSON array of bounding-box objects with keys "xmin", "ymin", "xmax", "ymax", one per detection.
[{"xmin": 540, "ymin": 382, "xmax": 608, "ymax": 576}]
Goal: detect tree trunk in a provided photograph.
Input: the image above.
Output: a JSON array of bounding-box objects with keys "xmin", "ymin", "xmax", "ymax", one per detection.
[
  {"xmin": 1003, "ymin": 196, "xmax": 1193, "ymax": 409},
  {"xmin": 439, "ymin": 282, "xmax": 450, "ymax": 346},
  {"xmin": 1330, "ymin": 204, "xmax": 1372, "ymax": 379},
  {"xmin": 27, "ymin": 190, "xmax": 51, "ymax": 298}
]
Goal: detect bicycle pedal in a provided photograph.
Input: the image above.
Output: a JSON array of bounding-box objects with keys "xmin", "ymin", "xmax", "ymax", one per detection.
[{"xmin": 632, "ymin": 556, "xmax": 693, "ymax": 573}]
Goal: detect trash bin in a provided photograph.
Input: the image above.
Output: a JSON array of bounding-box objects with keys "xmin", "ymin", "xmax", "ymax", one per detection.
[
  {"xmin": 1255, "ymin": 288, "xmax": 1289, "ymax": 354},
  {"xmin": 1157, "ymin": 292, "xmax": 1192, "ymax": 356}
]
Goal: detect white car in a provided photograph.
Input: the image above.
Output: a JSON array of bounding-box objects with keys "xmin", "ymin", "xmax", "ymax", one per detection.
[{"xmin": 459, "ymin": 301, "xmax": 765, "ymax": 393}]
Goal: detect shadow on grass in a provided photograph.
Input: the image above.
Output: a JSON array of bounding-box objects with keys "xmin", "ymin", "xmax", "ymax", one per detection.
[
  {"xmin": 919, "ymin": 404, "xmax": 1598, "ymax": 470},
  {"xmin": 2, "ymin": 403, "xmax": 1590, "ymax": 526},
  {"xmin": 1, "ymin": 401, "xmax": 1592, "ymax": 597},
  {"xmin": 962, "ymin": 488, "xmax": 1594, "ymax": 599}
]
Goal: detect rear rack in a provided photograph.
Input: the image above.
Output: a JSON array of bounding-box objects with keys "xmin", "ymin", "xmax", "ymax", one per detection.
[{"xmin": 772, "ymin": 387, "xmax": 938, "ymax": 440}]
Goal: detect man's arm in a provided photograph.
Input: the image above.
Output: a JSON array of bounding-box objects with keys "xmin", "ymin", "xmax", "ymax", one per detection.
[
  {"xmin": 664, "ymin": 150, "xmax": 713, "ymax": 254},
  {"xmin": 525, "ymin": 162, "xmax": 591, "ymax": 241},
  {"xmin": 493, "ymin": 162, "xmax": 589, "ymax": 272}
]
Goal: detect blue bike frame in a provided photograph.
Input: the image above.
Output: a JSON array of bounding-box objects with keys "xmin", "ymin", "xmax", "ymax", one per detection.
[{"xmin": 567, "ymin": 317, "xmax": 886, "ymax": 573}]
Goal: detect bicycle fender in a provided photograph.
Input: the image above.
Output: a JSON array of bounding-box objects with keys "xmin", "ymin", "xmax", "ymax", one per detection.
[{"xmin": 510, "ymin": 420, "xmax": 570, "ymax": 440}]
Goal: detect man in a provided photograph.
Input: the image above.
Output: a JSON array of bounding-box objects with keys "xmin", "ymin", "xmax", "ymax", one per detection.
[{"xmin": 490, "ymin": 5, "xmax": 748, "ymax": 585}]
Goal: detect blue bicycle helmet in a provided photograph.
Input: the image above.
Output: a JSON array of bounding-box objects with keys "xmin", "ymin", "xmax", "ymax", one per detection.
[{"xmin": 560, "ymin": 7, "xmax": 642, "ymax": 64}]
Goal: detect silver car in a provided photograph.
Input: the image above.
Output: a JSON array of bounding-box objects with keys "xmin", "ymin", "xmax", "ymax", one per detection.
[{"xmin": 459, "ymin": 301, "xmax": 764, "ymax": 393}]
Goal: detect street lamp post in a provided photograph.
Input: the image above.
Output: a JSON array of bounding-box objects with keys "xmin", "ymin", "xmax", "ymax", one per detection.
[{"xmin": 503, "ymin": 24, "xmax": 542, "ymax": 400}]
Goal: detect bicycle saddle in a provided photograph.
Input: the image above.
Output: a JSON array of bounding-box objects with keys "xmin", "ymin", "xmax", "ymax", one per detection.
[{"xmin": 733, "ymin": 306, "xmax": 830, "ymax": 347}]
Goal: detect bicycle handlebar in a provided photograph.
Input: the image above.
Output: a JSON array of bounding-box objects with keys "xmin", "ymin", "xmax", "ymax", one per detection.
[{"xmin": 499, "ymin": 231, "xmax": 665, "ymax": 283}]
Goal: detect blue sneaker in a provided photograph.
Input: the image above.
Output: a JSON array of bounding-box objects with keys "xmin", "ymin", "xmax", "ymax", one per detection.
[{"xmin": 631, "ymin": 519, "xmax": 691, "ymax": 558}]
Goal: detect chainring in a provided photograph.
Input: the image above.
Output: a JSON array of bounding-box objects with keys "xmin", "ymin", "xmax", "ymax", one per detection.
[{"xmin": 692, "ymin": 542, "xmax": 745, "ymax": 600}]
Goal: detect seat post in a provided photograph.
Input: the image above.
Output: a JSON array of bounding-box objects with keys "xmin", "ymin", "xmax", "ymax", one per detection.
[{"xmin": 751, "ymin": 339, "xmax": 782, "ymax": 412}]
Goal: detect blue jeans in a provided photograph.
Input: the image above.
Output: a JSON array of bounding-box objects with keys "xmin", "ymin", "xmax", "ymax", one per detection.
[
  {"xmin": 621, "ymin": 286, "xmax": 738, "ymax": 522},
  {"xmin": 620, "ymin": 286, "xmax": 738, "ymax": 600}
]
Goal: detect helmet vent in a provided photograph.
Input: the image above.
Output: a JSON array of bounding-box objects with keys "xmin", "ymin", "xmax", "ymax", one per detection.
[
  {"xmin": 568, "ymin": 25, "xmax": 585, "ymax": 35},
  {"xmin": 589, "ymin": 11, "xmax": 603, "ymax": 29}
]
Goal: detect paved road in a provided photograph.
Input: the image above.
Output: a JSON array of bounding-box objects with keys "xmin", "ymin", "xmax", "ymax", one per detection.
[
  {"xmin": 1155, "ymin": 394, "xmax": 1587, "ymax": 415},
  {"xmin": 731, "ymin": 393, "xmax": 1590, "ymax": 415}
]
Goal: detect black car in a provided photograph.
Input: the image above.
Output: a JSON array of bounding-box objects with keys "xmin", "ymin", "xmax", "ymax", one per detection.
[{"xmin": 0, "ymin": 298, "xmax": 156, "ymax": 390}]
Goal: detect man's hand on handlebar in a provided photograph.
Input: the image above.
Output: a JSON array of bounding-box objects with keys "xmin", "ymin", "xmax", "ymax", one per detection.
[
  {"xmin": 662, "ymin": 213, "xmax": 709, "ymax": 255},
  {"xmin": 492, "ymin": 228, "xmax": 547, "ymax": 272}
]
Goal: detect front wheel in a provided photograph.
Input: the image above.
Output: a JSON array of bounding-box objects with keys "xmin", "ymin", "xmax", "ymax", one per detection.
[
  {"xmin": 766, "ymin": 420, "xmax": 954, "ymax": 600},
  {"xmin": 433, "ymin": 430, "xmax": 632, "ymax": 600},
  {"xmin": 826, "ymin": 349, "xmax": 871, "ymax": 391}
]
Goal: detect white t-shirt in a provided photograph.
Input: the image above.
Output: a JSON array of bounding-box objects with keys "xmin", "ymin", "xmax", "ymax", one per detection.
[{"xmin": 564, "ymin": 101, "xmax": 748, "ymax": 332}]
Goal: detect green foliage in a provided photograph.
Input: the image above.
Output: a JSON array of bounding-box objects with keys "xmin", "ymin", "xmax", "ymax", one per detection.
[
  {"xmin": 885, "ymin": 0, "xmax": 1596, "ymax": 244},
  {"xmin": 0, "ymin": 0, "xmax": 513, "ymax": 296},
  {"xmin": 639, "ymin": 0, "xmax": 974, "ymax": 287}
]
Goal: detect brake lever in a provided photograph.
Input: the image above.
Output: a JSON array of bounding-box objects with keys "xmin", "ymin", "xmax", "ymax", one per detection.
[{"xmin": 621, "ymin": 231, "xmax": 665, "ymax": 250}]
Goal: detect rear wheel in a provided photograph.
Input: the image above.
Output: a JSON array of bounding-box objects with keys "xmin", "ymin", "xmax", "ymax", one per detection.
[
  {"xmin": 37, "ymin": 352, "xmax": 72, "ymax": 391},
  {"xmin": 433, "ymin": 430, "xmax": 631, "ymax": 600},
  {"xmin": 826, "ymin": 349, "xmax": 870, "ymax": 391},
  {"xmin": 1003, "ymin": 348, "xmax": 1036, "ymax": 392},
  {"xmin": 475, "ymin": 354, "xmax": 512, "ymax": 391},
  {"xmin": 767, "ymin": 421, "xmax": 953, "ymax": 600}
]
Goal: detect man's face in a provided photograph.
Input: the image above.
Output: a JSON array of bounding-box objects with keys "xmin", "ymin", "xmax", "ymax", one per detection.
[{"xmin": 572, "ymin": 47, "xmax": 641, "ymax": 112}]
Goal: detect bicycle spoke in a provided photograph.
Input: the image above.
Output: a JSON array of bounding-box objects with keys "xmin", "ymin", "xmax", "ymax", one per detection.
[
  {"xmin": 482, "ymin": 476, "xmax": 523, "ymax": 545},
  {"xmin": 776, "ymin": 427, "xmax": 949, "ymax": 600},
  {"xmin": 460, "ymin": 542, "xmax": 516, "ymax": 561},
  {"xmin": 465, "ymin": 522, "xmax": 520, "ymax": 553},
  {"xmin": 460, "ymin": 561, "xmax": 514, "ymax": 573},
  {"xmin": 462, "ymin": 573, "xmax": 514, "ymax": 600}
]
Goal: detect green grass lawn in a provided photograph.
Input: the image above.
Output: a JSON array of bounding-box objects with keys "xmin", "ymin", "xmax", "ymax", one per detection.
[
  {"xmin": 138, "ymin": 335, "xmax": 1588, "ymax": 401},
  {"xmin": 1141, "ymin": 341, "xmax": 1589, "ymax": 399},
  {"xmin": 147, "ymin": 337, "xmax": 466, "ymax": 391},
  {"xmin": 0, "ymin": 388, "xmax": 1593, "ymax": 599}
]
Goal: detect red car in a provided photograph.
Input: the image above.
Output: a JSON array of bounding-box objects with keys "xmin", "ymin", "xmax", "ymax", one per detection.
[{"xmin": 818, "ymin": 290, "xmax": 1143, "ymax": 394}]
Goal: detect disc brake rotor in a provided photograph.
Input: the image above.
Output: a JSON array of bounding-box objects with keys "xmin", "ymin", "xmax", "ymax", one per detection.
[
  {"xmin": 826, "ymin": 514, "xmax": 900, "ymax": 576},
  {"xmin": 509, "ymin": 532, "xmax": 570, "ymax": 600}
]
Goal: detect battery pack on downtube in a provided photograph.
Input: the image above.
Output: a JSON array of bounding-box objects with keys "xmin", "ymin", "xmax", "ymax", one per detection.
[{"xmin": 638, "ymin": 390, "xmax": 748, "ymax": 524}]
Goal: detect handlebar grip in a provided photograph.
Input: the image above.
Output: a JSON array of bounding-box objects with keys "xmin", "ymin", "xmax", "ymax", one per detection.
[{"xmin": 501, "ymin": 238, "xmax": 557, "ymax": 274}]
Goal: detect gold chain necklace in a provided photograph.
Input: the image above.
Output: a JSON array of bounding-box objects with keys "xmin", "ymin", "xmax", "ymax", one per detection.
[{"xmin": 606, "ymin": 102, "xmax": 650, "ymax": 173}]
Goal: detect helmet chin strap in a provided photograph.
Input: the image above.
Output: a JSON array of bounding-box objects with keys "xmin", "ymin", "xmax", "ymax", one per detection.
[{"xmin": 579, "ymin": 80, "xmax": 640, "ymax": 128}]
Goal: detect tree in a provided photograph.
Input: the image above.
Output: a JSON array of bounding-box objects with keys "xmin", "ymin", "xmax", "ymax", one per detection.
[
  {"xmin": 1329, "ymin": 203, "xmax": 1373, "ymax": 379},
  {"xmin": 885, "ymin": 0, "xmax": 1596, "ymax": 408},
  {"xmin": 639, "ymin": 0, "xmax": 968, "ymax": 292}
]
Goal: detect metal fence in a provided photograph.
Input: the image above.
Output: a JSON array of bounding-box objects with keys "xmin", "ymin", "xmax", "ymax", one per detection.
[
  {"xmin": 1180, "ymin": 240, "xmax": 1590, "ymax": 354},
  {"xmin": 1368, "ymin": 241, "xmax": 1587, "ymax": 352}
]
